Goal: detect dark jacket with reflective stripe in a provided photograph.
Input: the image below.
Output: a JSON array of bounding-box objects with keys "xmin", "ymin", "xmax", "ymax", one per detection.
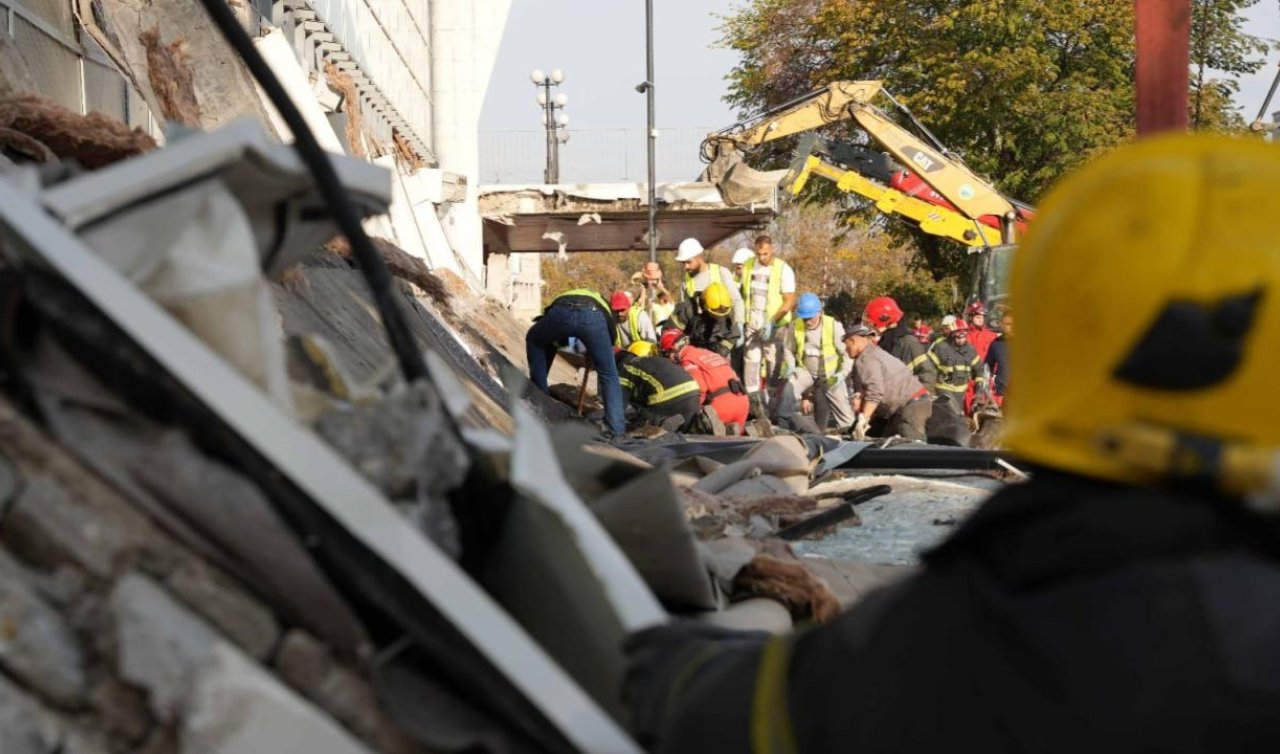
[
  {"xmin": 641, "ymin": 474, "xmax": 1280, "ymax": 753},
  {"xmin": 928, "ymin": 338, "xmax": 983, "ymax": 393},
  {"xmin": 618, "ymin": 356, "xmax": 700, "ymax": 409},
  {"xmin": 885, "ymin": 322, "xmax": 937, "ymax": 392}
]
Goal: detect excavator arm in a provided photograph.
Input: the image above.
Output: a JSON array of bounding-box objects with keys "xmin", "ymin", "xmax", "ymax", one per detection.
[
  {"xmin": 781, "ymin": 135, "xmax": 1002, "ymax": 248},
  {"xmin": 705, "ymin": 80, "xmax": 1027, "ymax": 241}
]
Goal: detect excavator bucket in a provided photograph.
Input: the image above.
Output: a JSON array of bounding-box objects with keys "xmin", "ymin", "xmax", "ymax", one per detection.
[{"xmin": 700, "ymin": 144, "xmax": 788, "ymax": 208}]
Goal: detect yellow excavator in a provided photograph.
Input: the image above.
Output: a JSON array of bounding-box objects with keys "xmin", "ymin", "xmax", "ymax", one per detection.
[{"xmin": 701, "ymin": 80, "xmax": 1034, "ymax": 247}]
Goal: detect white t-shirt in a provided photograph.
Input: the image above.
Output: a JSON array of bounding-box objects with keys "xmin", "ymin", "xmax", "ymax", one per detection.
[{"xmin": 749, "ymin": 259, "xmax": 796, "ymax": 321}]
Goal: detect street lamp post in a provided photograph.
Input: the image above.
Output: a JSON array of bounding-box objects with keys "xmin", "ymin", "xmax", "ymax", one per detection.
[
  {"xmin": 637, "ymin": 0, "xmax": 657, "ymax": 262},
  {"xmin": 530, "ymin": 68, "xmax": 570, "ymax": 183}
]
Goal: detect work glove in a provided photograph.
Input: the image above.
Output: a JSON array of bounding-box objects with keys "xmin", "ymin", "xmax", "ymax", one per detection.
[{"xmin": 852, "ymin": 414, "xmax": 871, "ymax": 441}]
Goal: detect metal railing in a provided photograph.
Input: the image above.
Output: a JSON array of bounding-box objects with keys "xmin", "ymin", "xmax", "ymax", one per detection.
[{"xmin": 479, "ymin": 127, "xmax": 716, "ymax": 185}]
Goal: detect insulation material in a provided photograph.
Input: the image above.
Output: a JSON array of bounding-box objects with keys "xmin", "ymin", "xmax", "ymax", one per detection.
[
  {"xmin": 0, "ymin": 94, "xmax": 156, "ymax": 168},
  {"xmin": 325, "ymin": 62, "xmax": 367, "ymax": 158},
  {"xmin": 140, "ymin": 27, "xmax": 202, "ymax": 126},
  {"xmin": 82, "ymin": 0, "xmax": 275, "ymax": 134}
]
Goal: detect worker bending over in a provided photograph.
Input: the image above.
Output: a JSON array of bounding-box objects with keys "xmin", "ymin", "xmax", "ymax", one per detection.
[
  {"xmin": 610, "ymin": 290, "xmax": 656, "ymax": 350},
  {"xmin": 615, "ymin": 342, "xmax": 702, "ymax": 432},
  {"xmin": 777, "ymin": 293, "xmax": 853, "ymax": 431},
  {"xmin": 666, "ymin": 282, "xmax": 739, "ymax": 357},
  {"xmin": 842, "ymin": 324, "xmax": 932, "ymax": 442},
  {"xmin": 660, "ymin": 328, "xmax": 749, "ymax": 434},
  {"xmin": 624, "ymin": 135, "xmax": 1280, "ymax": 752},
  {"xmin": 863, "ymin": 295, "xmax": 936, "ymax": 393},
  {"xmin": 525, "ymin": 288, "xmax": 624, "ymax": 436}
]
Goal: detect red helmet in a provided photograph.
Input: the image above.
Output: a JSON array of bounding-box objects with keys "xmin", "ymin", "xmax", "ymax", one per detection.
[
  {"xmin": 659, "ymin": 327, "xmax": 687, "ymax": 353},
  {"xmin": 966, "ymin": 300, "xmax": 987, "ymax": 317},
  {"xmin": 950, "ymin": 319, "xmax": 970, "ymax": 334},
  {"xmin": 610, "ymin": 291, "xmax": 631, "ymax": 311},
  {"xmin": 863, "ymin": 296, "xmax": 904, "ymax": 327}
]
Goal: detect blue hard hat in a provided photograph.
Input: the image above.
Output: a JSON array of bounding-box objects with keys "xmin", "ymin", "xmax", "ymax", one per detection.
[{"xmin": 796, "ymin": 292, "xmax": 822, "ymax": 319}]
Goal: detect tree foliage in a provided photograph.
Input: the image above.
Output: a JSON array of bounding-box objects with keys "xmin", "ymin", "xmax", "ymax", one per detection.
[
  {"xmin": 720, "ymin": 0, "xmax": 1269, "ymax": 202},
  {"xmin": 1190, "ymin": 0, "xmax": 1271, "ymax": 130}
]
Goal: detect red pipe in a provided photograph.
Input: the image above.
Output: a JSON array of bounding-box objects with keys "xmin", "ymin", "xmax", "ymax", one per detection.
[{"xmin": 1135, "ymin": 0, "xmax": 1191, "ymax": 135}]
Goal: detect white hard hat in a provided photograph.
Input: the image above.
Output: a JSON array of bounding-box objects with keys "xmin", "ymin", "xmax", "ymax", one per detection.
[
  {"xmin": 731, "ymin": 247, "xmax": 754, "ymax": 265},
  {"xmin": 675, "ymin": 238, "xmax": 705, "ymax": 262}
]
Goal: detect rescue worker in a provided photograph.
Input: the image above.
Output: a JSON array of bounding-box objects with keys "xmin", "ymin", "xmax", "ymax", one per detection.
[
  {"xmin": 984, "ymin": 310, "xmax": 1012, "ymax": 404},
  {"xmin": 610, "ymin": 290, "xmax": 655, "ymax": 350},
  {"xmin": 661, "ymin": 328, "xmax": 749, "ymax": 434},
  {"xmin": 740, "ymin": 234, "xmax": 797, "ymax": 397},
  {"xmin": 730, "ymin": 246, "xmax": 753, "ymax": 285},
  {"xmin": 966, "ymin": 300, "xmax": 998, "ymax": 360},
  {"xmin": 842, "ymin": 324, "xmax": 932, "ymax": 442},
  {"xmin": 912, "ymin": 323, "xmax": 933, "ymax": 344},
  {"xmin": 777, "ymin": 293, "xmax": 853, "ymax": 431},
  {"xmin": 929, "ymin": 316, "xmax": 984, "ymax": 415},
  {"xmin": 667, "ymin": 282, "xmax": 739, "ymax": 357},
  {"xmin": 525, "ymin": 288, "xmax": 624, "ymax": 436},
  {"xmin": 863, "ymin": 295, "xmax": 937, "ymax": 393},
  {"xmin": 624, "ymin": 134, "xmax": 1280, "ymax": 753},
  {"xmin": 674, "ymin": 238, "xmax": 744, "ymax": 325},
  {"xmin": 615, "ymin": 343, "xmax": 702, "ymax": 432}
]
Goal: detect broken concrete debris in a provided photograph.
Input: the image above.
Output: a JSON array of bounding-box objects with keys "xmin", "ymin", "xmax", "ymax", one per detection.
[{"xmin": 0, "ymin": 16, "xmax": 1007, "ymax": 754}]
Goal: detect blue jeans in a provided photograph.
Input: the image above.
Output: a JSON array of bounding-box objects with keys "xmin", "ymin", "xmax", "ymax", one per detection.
[{"xmin": 526, "ymin": 303, "xmax": 625, "ymax": 435}]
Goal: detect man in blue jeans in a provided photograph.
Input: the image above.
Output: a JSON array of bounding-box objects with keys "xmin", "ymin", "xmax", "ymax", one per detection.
[{"xmin": 526, "ymin": 289, "xmax": 626, "ymax": 436}]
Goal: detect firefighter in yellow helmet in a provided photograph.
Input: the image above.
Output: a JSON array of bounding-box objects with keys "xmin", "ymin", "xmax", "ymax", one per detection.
[
  {"xmin": 666, "ymin": 281, "xmax": 741, "ymax": 358},
  {"xmin": 623, "ymin": 135, "xmax": 1280, "ymax": 752}
]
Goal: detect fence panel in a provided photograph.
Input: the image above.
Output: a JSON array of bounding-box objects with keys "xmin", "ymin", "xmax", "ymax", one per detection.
[{"xmin": 480, "ymin": 127, "xmax": 716, "ymax": 185}]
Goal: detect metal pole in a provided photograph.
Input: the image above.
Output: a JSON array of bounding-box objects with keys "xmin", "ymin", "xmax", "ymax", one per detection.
[
  {"xmin": 1135, "ymin": 0, "xmax": 1190, "ymax": 136},
  {"xmin": 645, "ymin": 0, "xmax": 657, "ymax": 262},
  {"xmin": 543, "ymin": 80, "xmax": 554, "ymax": 183}
]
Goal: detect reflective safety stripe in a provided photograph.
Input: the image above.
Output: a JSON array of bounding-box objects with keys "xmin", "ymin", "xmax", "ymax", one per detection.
[
  {"xmin": 794, "ymin": 316, "xmax": 840, "ymax": 376},
  {"xmin": 741, "ymin": 257, "xmax": 792, "ymax": 325},
  {"xmin": 936, "ymin": 382, "xmax": 968, "ymax": 393},
  {"xmin": 649, "ymin": 380, "xmax": 700, "ymax": 404},
  {"xmin": 623, "ymin": 363, "xmax": 700, "ymax": 406},
  {"xmin": 684, "ymin": 263, "xmax": 726, "ymax": 299},
  {"xmin": 751, "ymin": 637, "xmax": 799, "ymax": 754},
  {"xmin": 907, "ymin": 352, "xmax": 931, "ymax": 370}
]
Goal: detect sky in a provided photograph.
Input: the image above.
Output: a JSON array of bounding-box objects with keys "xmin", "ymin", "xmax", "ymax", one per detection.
[{"xmin": 479, "ymin": 0, "xmax": 1280, "ymax": 183}]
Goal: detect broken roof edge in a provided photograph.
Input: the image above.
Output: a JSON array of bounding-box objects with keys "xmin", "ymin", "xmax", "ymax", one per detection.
[{"xmin": 478, "ymin": 180, "xmax": 777, "ymax": 211}]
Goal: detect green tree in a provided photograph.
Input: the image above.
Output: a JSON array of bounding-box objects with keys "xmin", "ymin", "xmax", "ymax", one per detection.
[{"xmin": 1190, "ymin": 0, "xmax": 1271, "ymax": 131}]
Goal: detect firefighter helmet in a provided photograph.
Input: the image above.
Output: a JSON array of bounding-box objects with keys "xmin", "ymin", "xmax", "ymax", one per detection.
[
  {"xmin": 628, "ymin": 341, "xmax": 657, "ymax": 358},
  {"xmin": 658, "ymin": 328, "xmax": 688, "ymax": 353},
  {"xmin": 966, "ymin": 301, "xmax": 987, "ymax": 317},
  {"xmin": 610, "ymin": 290, "xmax": 631, "ymax": 311},
  {"xmin": 1003, "ymin": 134, "xmax": 1280, "ymax": 505},
  {"xmin": 863, "ymin": 296, "xmax": 904, "ymax": 328},
  {"xmin": 703, "ymin": 282, "xmax": 733, "ymax": 318}
]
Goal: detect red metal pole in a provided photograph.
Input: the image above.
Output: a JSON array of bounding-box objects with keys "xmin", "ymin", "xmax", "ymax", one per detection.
[{"xmin": 1135, "ymin": 0, "xmax": 1191, "ymax": 135}]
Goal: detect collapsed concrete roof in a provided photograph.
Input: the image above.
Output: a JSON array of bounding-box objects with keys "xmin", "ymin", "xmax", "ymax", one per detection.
[{"xmin": 478, "ymin": 181, "xmax": 778, "ymax": 254}]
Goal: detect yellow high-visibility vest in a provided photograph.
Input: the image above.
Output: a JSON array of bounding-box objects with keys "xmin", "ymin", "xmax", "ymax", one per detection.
[
  {"xmin": 794, "ymin": 316, "xmax": 840, "ymax": 376},
  {"xmin": 742, "ymin": 257, "xmax": 792, "ymax": 325}
]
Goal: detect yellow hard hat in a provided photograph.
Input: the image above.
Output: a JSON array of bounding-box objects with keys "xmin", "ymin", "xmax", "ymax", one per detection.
[
  {"xmin": 628, "ymin": 340, "xmax": 657, "ymax": 358},
  {"xmin": 1003, "ymin": 134, "xmax": 1280, "ymax": 505},
  {"xmin": 703, "ymin": 282, "xmax": 732, "ymax": 318}
]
